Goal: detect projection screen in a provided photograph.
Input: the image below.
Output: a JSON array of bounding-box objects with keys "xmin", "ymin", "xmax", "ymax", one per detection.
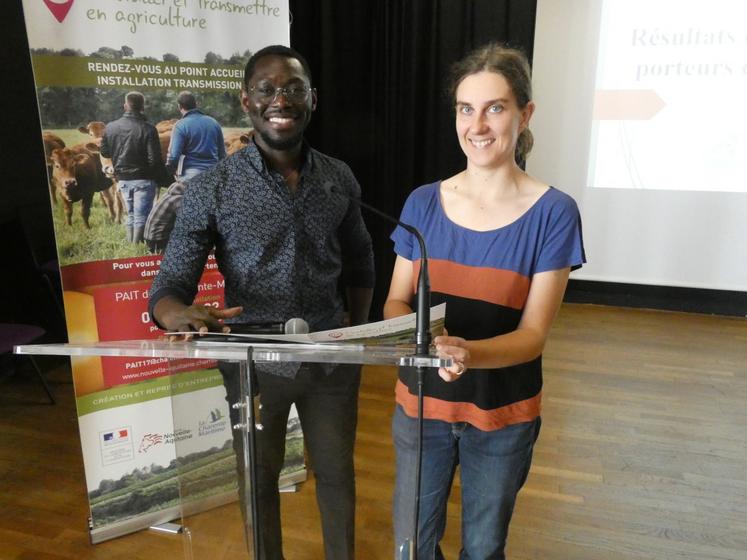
[{"xmin": 527, "ymin": 0, "xmax": 747, "ymax": 291}]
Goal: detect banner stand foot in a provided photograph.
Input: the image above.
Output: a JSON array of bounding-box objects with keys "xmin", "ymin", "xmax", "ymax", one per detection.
[{"xmin": 149, "ymin": 522, "xmax": 183, "ymax": 535}]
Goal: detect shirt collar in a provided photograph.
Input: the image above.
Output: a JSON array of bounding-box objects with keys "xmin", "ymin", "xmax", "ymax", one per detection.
[{"xmin": 245, "ymin": 137, "xmax": 315, "ymax": 178}]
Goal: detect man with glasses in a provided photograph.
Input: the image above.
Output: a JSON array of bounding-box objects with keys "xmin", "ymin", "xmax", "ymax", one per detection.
[{"xmin": 149, "ymin": 45, "xmax": 374, "ymax": 559}]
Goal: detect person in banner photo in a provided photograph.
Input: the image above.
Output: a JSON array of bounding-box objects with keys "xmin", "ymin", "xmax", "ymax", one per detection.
[
  {"xmin": 100, "ymin": 91, "xmax": 166, "ymax": 245},
  {"xmin": 148, "ymin": 45, "xmax": 375, "ymax": 559},
  {"xmin": 143, "ymin": 179, "xmax": 186, "ymax": 254},
  {"xmin": 165, "ymin": 91, "xmax": 227, "ymax": 182},
  {"xmin": 383, "ymin": 44, "xmax": 586, "ymax": 559}
]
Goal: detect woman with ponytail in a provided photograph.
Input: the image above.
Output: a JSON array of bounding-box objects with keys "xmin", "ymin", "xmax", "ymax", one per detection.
[{"xmin": 384, "ymin": 44, "xmax": 586, "ymax": 559}]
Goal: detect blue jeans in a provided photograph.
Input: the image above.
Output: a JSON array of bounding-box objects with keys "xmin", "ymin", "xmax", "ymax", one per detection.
[
  {"xmin": 176, "ymin": 167, "xmax": 203, "ymax": 182},
  {"xmin": 392, "ymin": 405, "xmax": 541, "ymax": 560},
  {"xmin": 118, "ymin": 179, "xmax": 156, "ymax": 228}
]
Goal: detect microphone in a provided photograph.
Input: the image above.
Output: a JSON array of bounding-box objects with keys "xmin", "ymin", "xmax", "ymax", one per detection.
[
  {"xmin": 228, "ymin": 318, "xmax": 310, "ymax": 335},
  {"xmin": 326, "ymin": 183, "xmax": 431, "ymax": 356}
]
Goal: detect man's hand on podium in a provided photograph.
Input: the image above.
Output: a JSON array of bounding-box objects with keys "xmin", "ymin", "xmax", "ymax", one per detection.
[{"xmin": 154, "ymin": 295, "xmax": 243, "ymax": 340}]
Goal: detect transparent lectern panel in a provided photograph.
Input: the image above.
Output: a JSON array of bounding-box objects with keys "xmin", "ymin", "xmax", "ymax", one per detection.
[
  {"xmin": 13, "ymin": 339, "xmax": 449, "ymax": 559},
  {"xmin": 167, "ymin": 357, "xmax": 253, "ymax": 559},
  {"xmin": 268, "ymin": 363, "xmax": 416, "ymax": 559},
  {"xmin": 230, "ymin": 361, "xmax": 422, "ymax": 559},
  {"xmin": 166, "ymin": 358, "xmax": 416, "ymax": 559}
]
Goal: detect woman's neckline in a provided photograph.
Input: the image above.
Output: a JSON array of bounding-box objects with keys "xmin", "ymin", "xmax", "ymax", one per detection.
[{"xmin": 435, "ymin": 181, "xmax": 552, "ymax": 233}]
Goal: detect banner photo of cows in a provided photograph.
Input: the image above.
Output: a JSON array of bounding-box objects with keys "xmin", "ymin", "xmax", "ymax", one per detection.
[{"xmin": 20, "ymin": 0, "xmax": 301, "ymax": 545}]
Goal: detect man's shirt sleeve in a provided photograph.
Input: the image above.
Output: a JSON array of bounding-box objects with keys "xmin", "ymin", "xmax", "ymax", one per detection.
[
  {"xmin": 148, "ymin": 176, "xmax": 216, "ymax": 327},
  {"xmin": 338, "ymin": 169, "xmax": 375, "ymax": 289}
]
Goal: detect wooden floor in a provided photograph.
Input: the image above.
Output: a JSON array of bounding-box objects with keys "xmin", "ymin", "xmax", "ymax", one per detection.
[{"xmin": 1, "ymin": 304, "xmax": 745, "ymax": 559}]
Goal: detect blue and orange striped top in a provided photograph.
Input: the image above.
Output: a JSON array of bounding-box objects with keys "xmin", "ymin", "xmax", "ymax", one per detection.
[{"xmin": 391, "ymin": 182, "xmax": 585, "ymax": 431}]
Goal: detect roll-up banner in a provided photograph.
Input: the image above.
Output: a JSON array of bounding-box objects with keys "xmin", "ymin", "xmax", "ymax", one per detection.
[{"xmin": 20, "ymin": 0, "xmax": 301, "ymax": 543}]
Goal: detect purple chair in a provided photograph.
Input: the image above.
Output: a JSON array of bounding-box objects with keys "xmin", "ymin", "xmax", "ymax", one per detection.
[{"xmin": 0, "ymin": 322, "xmax": 55, "ymax": 404}]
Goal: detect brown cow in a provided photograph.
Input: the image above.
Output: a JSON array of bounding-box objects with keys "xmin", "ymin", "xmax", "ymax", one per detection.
[
  {"xmin": 78, "ymin": 136, "xmax": 124, "ymax": 219},
  {"xmin": 84, "ymin": 140, "xmax": 114, "ymax": 178},
  {"xmin": 83, "ymin": 140, "xmax": 125, "ymax": 224},
  {"xmin": 79, "ymin": 121, "xmax": 112, "ymax": 177},
  {"xmin": 77, "ymin": 121, "xmax": 106, "ymax": 143},
  {"xmin": 156, "ymin": 119, "xmax": 178, "ymax": 134},
  {"xmin": 42, "ymin": 132, "xmax": 66, "ymax": 205},
  {"xmin": 106, "ymin": 184, "xmax": 126, "ymax": 224},
  {"xmin": 224, "ymin": 130, "xmax": 254, "ymax": 155},
  {"xmin": 156, "ymin": 120, "xmax": 176, "ymax": 178},
  {"xmin": 49, "ymin": 145, "xmax": 120, "ymax": 228}
]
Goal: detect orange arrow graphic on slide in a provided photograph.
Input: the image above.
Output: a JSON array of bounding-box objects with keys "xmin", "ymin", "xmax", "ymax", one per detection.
[{"xmin": 592, "ymin": 89, "xmax": 666, "ymax": 120}]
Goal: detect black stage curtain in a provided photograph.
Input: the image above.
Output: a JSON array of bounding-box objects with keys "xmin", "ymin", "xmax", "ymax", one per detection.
[
  {"xmin": 3, "ymin": 3, "xmax": 50, "ymax": 222},
  {"xmin": 289, "ymin": 0, "xmax": 537, "ymax": 317}
]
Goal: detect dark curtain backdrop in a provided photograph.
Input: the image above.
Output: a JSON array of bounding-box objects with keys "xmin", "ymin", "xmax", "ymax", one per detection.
[
  {"xmin": 289, "ymin": 0, "xmax": 537, "ymax": 316},
  {"xmin": 4, "ymin": 3, "xmax": 50, "ymax": 222},
  {"xmin": 4, "ymin": 1, "xmax": 537, "ymax": 320}
]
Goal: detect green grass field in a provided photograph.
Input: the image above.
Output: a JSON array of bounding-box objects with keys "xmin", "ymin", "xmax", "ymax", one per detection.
[{"xmin": 51, "ymin": 193, "xmax": 149, "ymax": 266}]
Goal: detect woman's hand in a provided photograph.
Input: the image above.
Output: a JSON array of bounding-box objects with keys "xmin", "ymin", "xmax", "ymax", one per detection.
[{"xmin": 434, "ymin": 334, "xmax": 470, "ymax": 382}]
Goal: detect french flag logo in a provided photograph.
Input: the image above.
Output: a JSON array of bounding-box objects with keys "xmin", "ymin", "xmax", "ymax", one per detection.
[{"xmin": 103, "ymin": 428, "xmax": 130, "ymax": 443}]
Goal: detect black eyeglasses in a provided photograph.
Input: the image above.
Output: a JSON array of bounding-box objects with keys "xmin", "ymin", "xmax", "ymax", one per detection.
[{"xmin": 247, "ymin": 84, "xmax": 313, "ymax": 104}]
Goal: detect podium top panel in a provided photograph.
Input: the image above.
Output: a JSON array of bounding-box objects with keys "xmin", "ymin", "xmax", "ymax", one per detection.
[{"xmin": 14, "ymin": 339, "xmax": 451, "ymax": 368}]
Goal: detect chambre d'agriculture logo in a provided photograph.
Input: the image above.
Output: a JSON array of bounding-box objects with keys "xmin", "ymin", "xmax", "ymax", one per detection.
[{"xmin": 198, "ymin": 408, "xmax": 227, "ymax": 436}]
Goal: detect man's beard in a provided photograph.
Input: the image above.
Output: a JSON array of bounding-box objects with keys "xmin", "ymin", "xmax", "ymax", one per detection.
[{"xmin": 256, "ymin": 128, "xmax": 304, "ymax": 151}]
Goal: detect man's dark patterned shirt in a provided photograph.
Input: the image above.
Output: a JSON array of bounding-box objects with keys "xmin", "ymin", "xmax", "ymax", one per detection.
[{"xmin": 149, "ymin": 140, "xmax": 374, "ymax": 332}]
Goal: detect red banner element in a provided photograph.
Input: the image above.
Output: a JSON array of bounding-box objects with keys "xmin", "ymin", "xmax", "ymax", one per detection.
[
  {"xmin": 61, "ymin": 254, "xmax": 220, "ymax": 291},
  {"xmin": 85, "ymin": 265, "xmax": 226, "ymax": 388},
  {"xmin": 43, "ymin": 0, "xmax": 74, "ymax": 23}
]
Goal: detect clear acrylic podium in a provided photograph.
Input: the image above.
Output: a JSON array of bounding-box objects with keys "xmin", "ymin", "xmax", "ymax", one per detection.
[{"xmin": 15, "ymin": 338, "xmax": 449, "ymax": 559}]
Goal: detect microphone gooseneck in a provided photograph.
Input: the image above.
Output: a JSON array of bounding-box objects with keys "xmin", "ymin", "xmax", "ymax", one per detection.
[
  {"xmin": 327, "ymin": 184, "xmax": 431, "ymax": 356},
  {"xmin": 328, "ymin": 184, "xmax": 430, "ymax": 559}
]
